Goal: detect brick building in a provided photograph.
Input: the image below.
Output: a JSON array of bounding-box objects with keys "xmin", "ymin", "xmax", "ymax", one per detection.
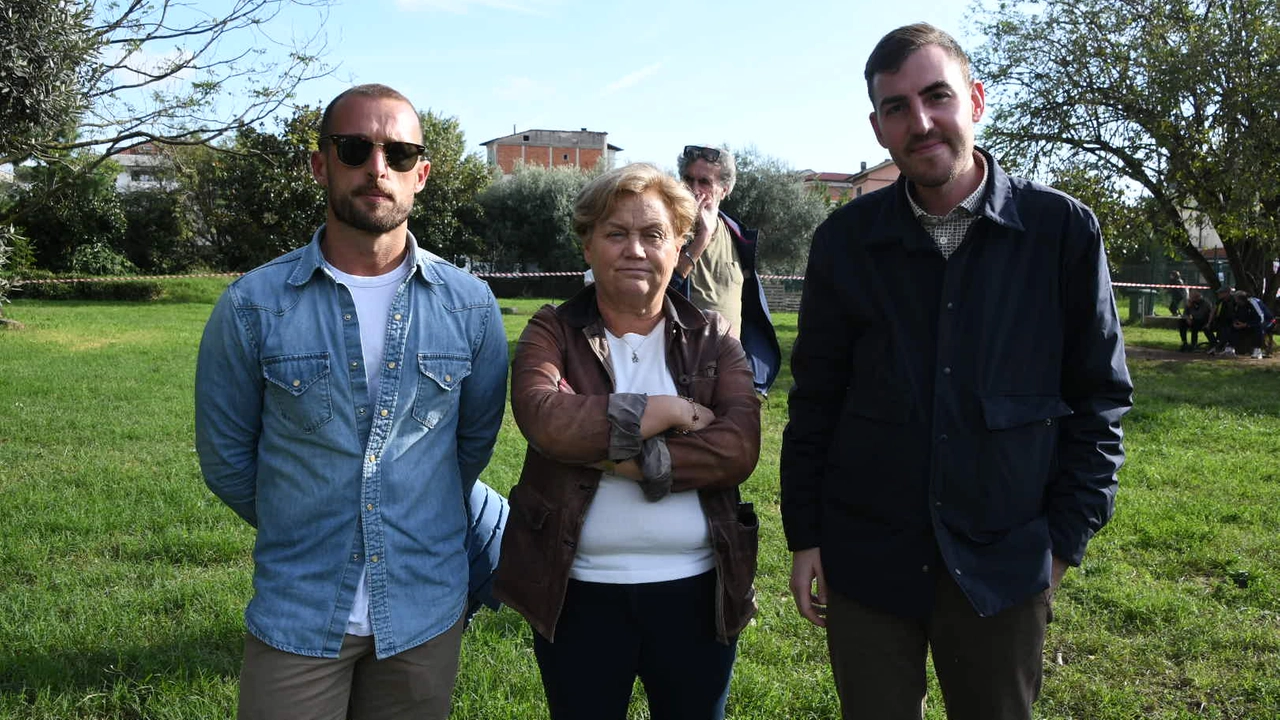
[
  {"xmin": 802, "ymin": 159, "xmax": 900, "ymax": 203},
  {"xmin": 480, "ymin": 128, "xmax": 621, "ymax": 174}
]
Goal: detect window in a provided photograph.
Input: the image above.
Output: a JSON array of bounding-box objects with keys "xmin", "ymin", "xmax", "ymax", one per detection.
[
  {"xmin": 522, "ymin": 135, "xmax": 529, "ymax": 141},
  {"xmin": 563, "ymin": 154, "xmax": 569, "ymax": 161}
]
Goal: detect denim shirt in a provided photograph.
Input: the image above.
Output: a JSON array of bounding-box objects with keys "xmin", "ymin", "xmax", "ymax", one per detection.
[{"xmin": 195, "ymin": 228, "xmax": 509, "ymax": 659}]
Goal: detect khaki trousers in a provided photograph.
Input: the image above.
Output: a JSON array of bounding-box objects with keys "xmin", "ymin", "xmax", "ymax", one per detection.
[
  {"xmin": 826, "ymin": 573, "xmax": 1050, "ymax": 720},
  {"xmin": 237, "ymin": 619, "xmax": 464, "ymax": 720}
]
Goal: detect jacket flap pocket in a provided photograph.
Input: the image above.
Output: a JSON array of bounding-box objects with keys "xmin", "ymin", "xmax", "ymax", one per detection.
[
  {"xmin": 981, "ymin": 395, "xmax": 1073, "ymax": 430},
  {"xmin": 417, "ymin": 354, "xmax": 472, "ymax": 391},
  {"xmin": 262, "ymin": 353, "xmax": 330, "ymax": 396}
]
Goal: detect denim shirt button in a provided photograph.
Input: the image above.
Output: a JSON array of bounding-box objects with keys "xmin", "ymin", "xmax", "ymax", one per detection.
[
  {"xmin": 393, "ymin": 313, "xmax": 402, "ymax": 321},
  {"xmin": 366, "ymin": 504, "xmax": 374, "ymax": 511},
  {"xmin": 370, "ymin": 555, "xmax": 379, "ymax": 563},
  {"xmin": 380, "ymin": 409, "xmax": 389, "ymax": 417},
  {"xmin": 343, "ymin": 313, "xmax": 352, "ymax": 321},
  {"xmin": 387, "ymin": 362, "xmax": 396, "ymax": 369}
]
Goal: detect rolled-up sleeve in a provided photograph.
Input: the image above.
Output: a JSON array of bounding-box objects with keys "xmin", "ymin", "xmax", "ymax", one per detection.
[
  {"xmin": 511, "ymin": 306, "xmax": 644, "ymax": 464},
  {"xmin": 667, "ymin": 316, "xmax": 761, "ymax": 494}
]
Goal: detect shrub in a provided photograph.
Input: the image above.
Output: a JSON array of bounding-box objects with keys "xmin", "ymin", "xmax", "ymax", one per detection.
[
  {"xmin": 13, "ymin": 278, "xmax": 164, "ymax": 301},
  {"xmin": 68, "ymin": 241, "xmax": 139, "ymax": 277}
]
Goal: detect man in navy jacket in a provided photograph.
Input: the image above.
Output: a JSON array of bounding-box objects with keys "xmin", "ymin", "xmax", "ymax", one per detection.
[{"xmin": 780, "ymin": 23, "xmax": 1132, "ymax": 720}]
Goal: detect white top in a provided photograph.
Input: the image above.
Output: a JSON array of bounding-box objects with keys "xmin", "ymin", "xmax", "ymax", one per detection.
[
  {"xmin": 325, "ymin": 251, "xmax": 414, "ymax": 636},
  {"xmin": 569, "ymin": 319, "xmax": 714, "ymax": 584}
]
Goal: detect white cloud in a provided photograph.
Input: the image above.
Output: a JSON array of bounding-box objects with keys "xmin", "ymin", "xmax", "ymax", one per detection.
[
  {"xmin": 394, "ymin": 0, "xmax": 556, "ymax": 13},
  {"xmin": 602, "ymin": 63, "xmax": 663, "ymax": 95}
]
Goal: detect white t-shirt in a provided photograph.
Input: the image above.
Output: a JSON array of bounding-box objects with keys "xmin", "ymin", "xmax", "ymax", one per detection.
[
  {"xmin": 325, "ymin": 252, "xmax": 413, "ymax": 636},
  {"xmin": 569, "ymin": 319, "xmax": 714, "ymax": 584}
]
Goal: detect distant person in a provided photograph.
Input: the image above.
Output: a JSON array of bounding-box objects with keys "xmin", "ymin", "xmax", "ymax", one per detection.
[
  {"xmin": 1178, "ymin": 290, "xmax": 1212, "ymax": 351},
  {"xmin": 1208, "ymin": 286, "xmax": 1237, "ymax": 355},
  {"xmin": 672, "ymin": 144, "xmax": 781, "ymax": 394},
  {"xmin": 1167, "ymin": 270, "xmax": 1188, "ymax": 316},
  {"xmin": 1231, "ymin": 291, "xmax": 1274, "ymax": 359},
  {"xmin": 781, "ymin": 24, "xmax": 1133, "ymax": 720},
  {"xmin": 195, "ymin": 84, "xmax": 509, "ymax": 720},
  {"xmin": 496, "ymin": 163, "xmax": 761, "ymax": 720}
]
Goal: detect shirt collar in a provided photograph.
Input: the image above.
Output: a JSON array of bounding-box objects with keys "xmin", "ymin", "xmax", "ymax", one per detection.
[
  {"xmin": 289, "ymin": 225, "xmax": 445, "ymax": 287},
  {"xmin": 906, "ymin": 150, "xmax": 989, "ymax": 220}
]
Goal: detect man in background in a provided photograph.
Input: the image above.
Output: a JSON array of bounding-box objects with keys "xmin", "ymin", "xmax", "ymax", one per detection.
[{"xmin": 673, "ymin": 144, "xmax": 780, "ymax": 394}]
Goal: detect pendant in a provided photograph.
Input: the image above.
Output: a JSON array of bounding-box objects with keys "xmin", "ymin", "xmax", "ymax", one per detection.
[{"xmin": 631, "ymin": 352, "xmax": 639, "ymax": 363}]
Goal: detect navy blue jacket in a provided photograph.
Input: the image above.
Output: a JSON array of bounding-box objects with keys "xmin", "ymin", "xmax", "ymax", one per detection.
[
  {"xmin": 671, "ymin": 211, "xmax": 781, "ymax": 394},
  {"xmin": 780, "ymin": 151, "xmax": 1133, "ymax": 619}
]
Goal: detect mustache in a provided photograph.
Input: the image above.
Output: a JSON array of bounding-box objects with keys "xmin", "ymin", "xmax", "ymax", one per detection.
[
  {"xmin": 354, "ymin": 183, "xmax": 394, "ymax": 197},
  {"xmin": 906, "ymin": 132, "xmax": 948, "ymax": 152}
]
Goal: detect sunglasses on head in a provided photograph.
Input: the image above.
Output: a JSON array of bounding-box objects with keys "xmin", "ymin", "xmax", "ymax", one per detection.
[
  {"xmin": 323, "ymin": 134, "xmax": 426, "ymax": 172},
  {"xmin": 683, "ymin": 145, "xmax": 722, "ymax": 163}
]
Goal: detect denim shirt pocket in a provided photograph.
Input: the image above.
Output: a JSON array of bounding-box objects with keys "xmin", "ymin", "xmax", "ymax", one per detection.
[
  {"xmin": 261, "ymin": 352, "xmax": 333, "ymax": 434},
  {"xmin": 412, "ymin": 353, "xmax": 472, "ymax": 430}
]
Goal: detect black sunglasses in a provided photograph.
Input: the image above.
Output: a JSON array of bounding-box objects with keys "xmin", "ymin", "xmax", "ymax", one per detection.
[
  {"xmin": 322, "ymin": 134, "xmax": 426, "ymax": 172},
  {"xmin": 683, "ymin": 145, "xmax": 722, "ymax": 163}
]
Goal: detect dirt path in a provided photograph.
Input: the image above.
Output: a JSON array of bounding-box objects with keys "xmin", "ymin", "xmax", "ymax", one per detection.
[{"xmin": 1127, "ymin": 344, "xmax": 1278, "ymax": 364}]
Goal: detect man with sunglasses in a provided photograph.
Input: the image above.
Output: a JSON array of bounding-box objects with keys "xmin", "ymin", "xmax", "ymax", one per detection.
[
  {"xmin": 674, "ymin": 144, "xmax": 780, "ymax": 395},
  {"xmin": 195, "ymin": 84, "xmax": 509, "ymax": 719},
  {"xmin": 781, "ymin": 25, "xmax": 1132, "ymax": 719}
]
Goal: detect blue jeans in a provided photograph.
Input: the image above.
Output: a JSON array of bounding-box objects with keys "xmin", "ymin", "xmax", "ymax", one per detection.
[{"xmin": 532, "ymin": 571, "xmax": 738, "ymax": 720}]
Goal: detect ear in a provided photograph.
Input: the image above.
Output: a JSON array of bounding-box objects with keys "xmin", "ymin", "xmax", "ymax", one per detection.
[
  {"xmin": 413, "ymin": 160, "xmax": 431, "ymax": 193},
  {"xmin": 310, "ymin": 149, "xmax": 328, "ymax": 187},
  {"xmin": 870, "ymin": 111, "xmax": 886, "ymax": 148},
  {"xmin": 970, "ymin": 80, "xmax": 986, "ymax": 123},
  {"xmin": 581, "ymin": 235, "xmax": 594, "ymax": 266}
]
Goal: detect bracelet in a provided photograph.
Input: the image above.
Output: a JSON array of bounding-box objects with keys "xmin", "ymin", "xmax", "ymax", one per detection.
[{"xmin": 684, "ymin": 396, "xmax": 698, "ymax": 427}]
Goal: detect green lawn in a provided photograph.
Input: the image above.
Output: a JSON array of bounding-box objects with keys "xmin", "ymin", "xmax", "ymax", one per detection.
[{"xmin": 1, "ymin": 280, "xmax": 1278, "ymax": 719}]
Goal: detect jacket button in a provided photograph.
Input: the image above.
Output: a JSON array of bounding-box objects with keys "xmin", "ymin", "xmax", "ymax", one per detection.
[
  {"xmin": 1045, "ymin": 418, "xmax": 1054, "ymax": 426},
  {"xmin": 942, "ymin": 367, "xmax": 951, "ymax": 375}
]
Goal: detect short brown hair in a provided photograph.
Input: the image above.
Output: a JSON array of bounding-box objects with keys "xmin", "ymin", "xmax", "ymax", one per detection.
[
  {"xmin": 318, "ymin": 84, "xmax": 421, "ymax": 145},
  {"xmin": 572, "ymin": 163, "xmax": 697, "ymax": 243},
  {"xmin": 864, "ymin": 23, "xmax": 972, "ymax": 106}
]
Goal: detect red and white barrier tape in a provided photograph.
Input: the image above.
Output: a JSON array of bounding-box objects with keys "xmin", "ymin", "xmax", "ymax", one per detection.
[
  {"xmin": 15, "ymin": 272, "xmax": 241, "ymax": 285},
  {"xmin": 8, "ymin": 273, "xmax": 1206, "ymax": 289}
]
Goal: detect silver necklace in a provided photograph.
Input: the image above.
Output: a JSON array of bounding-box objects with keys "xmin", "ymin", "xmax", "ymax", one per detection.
[{"xmin": 618, "ymin": 331, "xmax": 653, "ymax": 363}]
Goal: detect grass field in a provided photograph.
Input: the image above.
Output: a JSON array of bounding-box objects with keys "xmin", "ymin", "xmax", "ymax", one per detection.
[{"xmin": 1, "ymin": 278, "xmax": 1278, "ymax": 719}]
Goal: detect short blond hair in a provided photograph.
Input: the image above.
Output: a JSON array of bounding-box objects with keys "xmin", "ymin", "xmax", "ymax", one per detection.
[{"xmin": 573, "ymin": 163, "xmax": 697, "ymax": 243}]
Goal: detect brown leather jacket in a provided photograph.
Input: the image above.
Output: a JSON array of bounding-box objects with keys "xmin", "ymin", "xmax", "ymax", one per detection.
[{"xmin": 494, "ymin": 285, "xmax": 761, "ymax": 644}]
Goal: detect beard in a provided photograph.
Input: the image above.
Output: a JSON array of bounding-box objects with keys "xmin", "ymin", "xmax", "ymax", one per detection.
[
  {"xmin": 328, "ymin": 185, "xmax": 412, "ymax": 234},
  {"xmin": 896, "ymin": 132, "xmax": 972, "ymax": 189}
]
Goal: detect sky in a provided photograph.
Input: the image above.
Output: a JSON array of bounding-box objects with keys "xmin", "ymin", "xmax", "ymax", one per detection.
[{"xmin": 188, "ymin": 0, "xmax": 979, "ymax": 174}]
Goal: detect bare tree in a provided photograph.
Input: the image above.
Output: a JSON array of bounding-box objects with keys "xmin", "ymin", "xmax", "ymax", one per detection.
[{"xmin": 0, "ymin": 0, "xmax": 334, "ymax": 170}]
